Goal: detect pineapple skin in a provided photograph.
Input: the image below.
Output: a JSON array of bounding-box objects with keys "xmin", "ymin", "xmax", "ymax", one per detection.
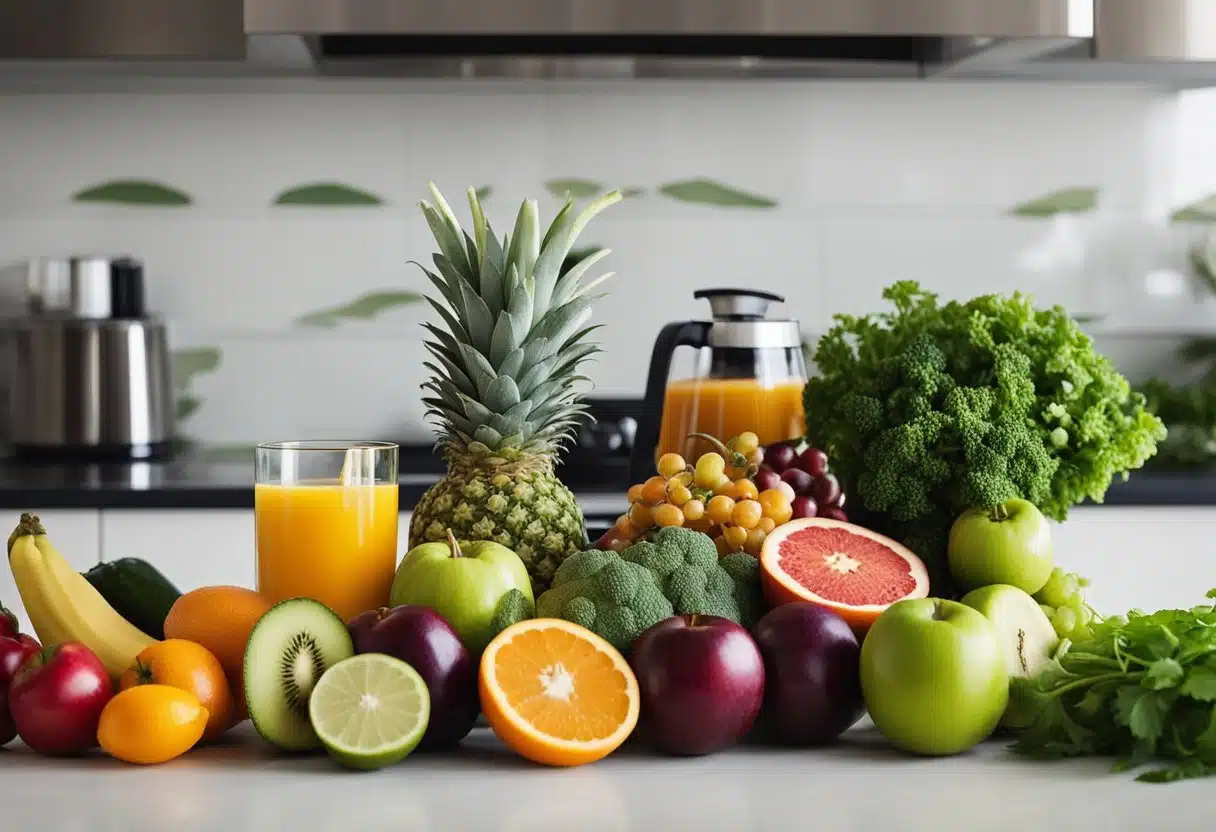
[{"xmin": 408, "ymin": 468, "xmax": 588, "ymax": 595}]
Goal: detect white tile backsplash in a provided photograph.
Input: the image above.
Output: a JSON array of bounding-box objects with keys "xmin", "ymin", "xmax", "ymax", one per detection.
[{"xmin": 1, "ymin": 79, "xmax": 1212, "ymax": 443}]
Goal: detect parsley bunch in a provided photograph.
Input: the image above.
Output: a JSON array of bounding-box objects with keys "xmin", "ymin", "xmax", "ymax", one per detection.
[
  {"xmin": 1009, "ymin": 590, "xmax": 1216, "ymax": 783},
  {"xmin": 805, "ymin": 281, "xmax": 1165, "ymax": 577}
]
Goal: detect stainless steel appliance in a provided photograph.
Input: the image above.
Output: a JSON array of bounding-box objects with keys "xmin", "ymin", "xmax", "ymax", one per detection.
[
  {"xmin": 2, "ymin": 1, "xmax": 1216, "ymax": 86},
  {"xmin": 630, "ymin": 289, "xmax": 807, "ymax": 484},
  {"xmin": 9, "ymin": 257, "xmax": 174, "ymax": 462}
]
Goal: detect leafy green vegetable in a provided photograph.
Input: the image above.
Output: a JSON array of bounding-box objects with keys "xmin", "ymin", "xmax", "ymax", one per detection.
[
  {"xmin": 1010, "ymin": 590, "xmax": 1216, "ymax": 783},
  {"xmin": 1139, "ymin": 377, "xmax": 1216, "ymax": 467},
  {"xmin": 804, "ymin": 281, "xmax": 1165, "ymax": 579}
]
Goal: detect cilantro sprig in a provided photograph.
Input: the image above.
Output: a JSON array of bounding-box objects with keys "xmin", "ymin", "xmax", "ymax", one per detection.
[{"xmin": 1010, "ymin": 589, "xmax": 1216, "ymax": 783}]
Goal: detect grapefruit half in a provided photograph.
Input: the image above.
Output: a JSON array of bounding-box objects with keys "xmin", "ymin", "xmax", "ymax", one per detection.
[{"xmin": 759, "ymin": 518, "xmax": 930, "ymax": 632}]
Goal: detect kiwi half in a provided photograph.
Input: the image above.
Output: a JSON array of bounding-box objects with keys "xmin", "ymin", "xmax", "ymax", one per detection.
[{"xmin": 244, "ymin": 598, "xmax": 354, "ymax": 751}]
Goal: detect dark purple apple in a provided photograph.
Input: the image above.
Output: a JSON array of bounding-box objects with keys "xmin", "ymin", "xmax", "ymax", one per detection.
[
  {"xmin": 751, "ymin": 602, "xmax": 864, "ymax": 746},
  {"xmin": 629, "ymin": 615, "xmax": 765, "ymax": 756},
  {"xmin": 347, "ymin": 605, "xmax": 478, "ymax": 750}
]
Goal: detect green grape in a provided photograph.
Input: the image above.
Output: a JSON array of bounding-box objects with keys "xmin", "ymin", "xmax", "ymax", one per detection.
[
  {"xmin": 1060, "ymin": 572, "xmax": 1080, "ymax": 600},
  {"xmin": 1052, "ymin": 606, "xmax": 1078, "ymax": 639},
  {"xmin": 1035, "ymin": 568, "xmax": 1071, "ymax": 607}
]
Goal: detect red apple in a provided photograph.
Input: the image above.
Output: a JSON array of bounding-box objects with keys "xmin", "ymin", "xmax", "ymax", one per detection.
[
  {"xmin": 9, "ymin": 642, "xmax": 112, "ymax": 755},
  {"xmin": 629, "ymin": 615, "xmax": 765, "ymax": 756},
  {"xmin": 0, "ymin": 635, "xmax": 40, "ymax": 689},
  {"xmin": 348, "ymin": 605, "xmax": 478, "ymax": 749},
  {"xmin": 0, "ymin": 634, "xmax": 39, "ymax": 749},
  {"xmin": 752, "ymin": 602, "xmax": 864, "ymax": 746},
  {"xmin": 0, "ymin": 603, "xmax": 17, "ymax": 640}
]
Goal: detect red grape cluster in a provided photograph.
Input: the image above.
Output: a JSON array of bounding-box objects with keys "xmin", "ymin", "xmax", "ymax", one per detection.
[{"xmin": 753, "ymin": 443, "xmax": 848, "ymax": 522}]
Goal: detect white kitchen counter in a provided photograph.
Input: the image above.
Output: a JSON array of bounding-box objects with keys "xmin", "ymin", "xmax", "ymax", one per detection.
[{"xmin": 0, "ymin": 721, "xmax": 1209, "ymax": 831}]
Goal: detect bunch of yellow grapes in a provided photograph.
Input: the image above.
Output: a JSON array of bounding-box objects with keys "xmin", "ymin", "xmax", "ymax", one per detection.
[{"xmin": 607, "ymin": 432, "xmax": 797, "ymax": 556}]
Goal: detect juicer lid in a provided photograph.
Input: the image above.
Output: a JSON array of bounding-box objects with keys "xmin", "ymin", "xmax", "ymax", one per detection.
[
  {"xmin": 694, "ymin": 288, "xmax": 785, "ymax": 321},
  {"xmin": 692, "ymin": 288, "xmax": 801, "ymax": 349}
]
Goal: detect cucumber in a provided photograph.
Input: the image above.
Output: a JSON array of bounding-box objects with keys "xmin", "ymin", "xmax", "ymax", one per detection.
[{"xmin": 84, "ymin": 558, "xmax": 181, "ymax": 640}]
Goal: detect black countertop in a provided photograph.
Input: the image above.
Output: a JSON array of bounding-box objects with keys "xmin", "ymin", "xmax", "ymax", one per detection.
[
  {"xmin": 0, "ymin": 451, "xmax": 1211, "ymax": 511},
  {"xmin": 0, "ymin": 445, "xmax": 628, "ymax": 511}
]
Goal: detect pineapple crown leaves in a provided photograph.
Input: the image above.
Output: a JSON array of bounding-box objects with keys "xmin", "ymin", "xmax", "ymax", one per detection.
[{"xmin": 415, "ymin": 182, "xmax": 621, "ymax": 460}]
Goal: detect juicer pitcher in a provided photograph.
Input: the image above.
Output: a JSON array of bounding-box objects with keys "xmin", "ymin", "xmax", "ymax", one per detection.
[{"xmin": 630, "ymin": 288, "xmax": 808, "ymax": 483}]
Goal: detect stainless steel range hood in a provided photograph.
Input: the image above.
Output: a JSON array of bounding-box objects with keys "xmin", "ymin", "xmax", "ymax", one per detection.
[
  {"xmin": 241, "ymin": 0, "xmax": 1093, "ymax": 80},
  {"xmin": 0, "ymin": 0, "xmax": 1215, "ymax": 86}
]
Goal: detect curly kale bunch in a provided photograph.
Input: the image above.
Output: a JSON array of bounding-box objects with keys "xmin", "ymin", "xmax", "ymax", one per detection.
[{"xmin": 805, "ymin": 281, "xmax": 1165, "ymax": 571}]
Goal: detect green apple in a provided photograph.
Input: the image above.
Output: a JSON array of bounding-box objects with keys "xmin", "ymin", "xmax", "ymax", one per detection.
[
  {"xmin": 947, "ymin": 499, "xmax": 1053, "ymax": 594},
  {"xmin": 961, "ymin": 584, "xmax": 1058, "ymax": 729},
  {"xmin": 860, "ymin": 598, "xmax": 1008, "ymax": 756},
  {"xmin": 960, "ymin": 584, "xmax": 1058, "ymax": 681},
  {"xmin": 389, "ymin": 531, "xmax": 534, "ymax": 656}
]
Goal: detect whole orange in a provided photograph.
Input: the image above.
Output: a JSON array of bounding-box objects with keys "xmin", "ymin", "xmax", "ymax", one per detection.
[
  {"xmin": 120, "ymin": 639, "xmax": 234, "ymax": 741},
  {"xmin": 162, "ymin": 586, "xmax": 273, "ymax": 725}
]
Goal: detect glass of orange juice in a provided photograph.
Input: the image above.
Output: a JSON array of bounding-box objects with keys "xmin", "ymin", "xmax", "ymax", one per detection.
[{"xmin": 255, "ymin": 440, "xmax": 399, "ymax": 623}]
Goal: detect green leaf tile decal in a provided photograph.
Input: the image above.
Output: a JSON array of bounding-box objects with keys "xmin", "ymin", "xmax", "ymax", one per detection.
[
  {"xmin": 475, "ymin": 186, "xmax": 494, "ymax": 200},
  {"xmin": 296, "ymin": 290, "xmax": 424, "ymax": 328},
  {"xmin": 171, "ymin": 346, "xmax": 222, "ymax": 431},
  {"xmin": 658, "ymin": 179, "xmax": 778, "ymax": 209},
  {"xmin": 175, "ymin": 396, "xmax": 202, "ymax": 423},
  {"xmin": 73, "ymin": 179, "xmax": 192, "ymax": 207},
  {"xmin": 1009, "ymin": 187, "xmax": 1099, "ymax": 217},
  {"xmin": 545, "ymin": 178, "xmax": 607, "ymax": 199},
  {"xmin": 171, "ymin": 347, "xmax": 222, "ymax": 394},
  {"xmin": 274, "ymin": 182, "xmax": 384, "ymax": 207},
  {"xmin": 1172, "ymin": 195, "xmax": 1216, "ymax": 223}
]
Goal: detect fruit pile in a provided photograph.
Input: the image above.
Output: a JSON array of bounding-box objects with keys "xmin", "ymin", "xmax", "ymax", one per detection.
[
  {"xmin": 753, "ymin": 442, "xmax": 848, "ymax": 523},
  {"xmin": 601, "ymin": 432, "xmax": 851, "ymax": 557}
]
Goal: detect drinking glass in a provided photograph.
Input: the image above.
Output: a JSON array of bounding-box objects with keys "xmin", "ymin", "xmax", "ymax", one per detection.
[{"xmin": 255, "ymin": 440, "xmax": 399, "ymax": 622}]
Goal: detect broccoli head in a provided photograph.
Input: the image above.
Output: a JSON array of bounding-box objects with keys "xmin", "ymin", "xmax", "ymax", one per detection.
[
  {"xmin": 620, "ymin": 527, "xmax": 764, "ymax": 628},
  {"xmin": 805, "ymin": 281, "xmax": 1164, "ymax": 586},
  {"xmin": 535, "ymin": 529, "xmax": 767, "ymax": 652},
  {"xmin": 535, "ymin": 546, "xmax": 674, "ymax": 653}
]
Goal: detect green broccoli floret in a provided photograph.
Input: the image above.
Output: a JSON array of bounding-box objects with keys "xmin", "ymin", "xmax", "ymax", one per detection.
[
  {"xmin": 535, "ymin": 528, "xmax": 766, "ymax": 652},
  {"xmin": 719, "ymin": 551, "xmax": 764, "ymax": 627},
  {"xmin": 535, "ymin": 547, "xmax": 674, "ymax": 653},
  {"xmin": 620, "ymin": 527, "xmax": 763, "ymax": 628},
  {"xmin": 487, "ymin": 588, "xmax": 533, "ymax": 641}
]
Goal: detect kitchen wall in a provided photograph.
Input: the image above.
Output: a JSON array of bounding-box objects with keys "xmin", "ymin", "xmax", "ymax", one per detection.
[{"xmin": 3, "ymin": 78, "xmax": 1216, "ymax": 447}]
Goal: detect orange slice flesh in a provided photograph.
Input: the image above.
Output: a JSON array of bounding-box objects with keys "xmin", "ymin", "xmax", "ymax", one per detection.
[{"xmin": 479, "ymin": 618, "xmax": 640, "ymax": 767}]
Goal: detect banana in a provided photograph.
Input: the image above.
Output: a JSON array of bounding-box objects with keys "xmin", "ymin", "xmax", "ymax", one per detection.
[
  {"xmin": 8, "ymin": 533, "xmax": 74, "ymax": 648},
  {"xmin": 7, "ymin": 513, "xmax": 157, "ymax": 679}
]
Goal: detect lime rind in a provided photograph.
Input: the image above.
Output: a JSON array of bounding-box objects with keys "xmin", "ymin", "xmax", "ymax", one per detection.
[{"xmin": 308, "ymin": 653, "xmax": 432, "ymax": 771}]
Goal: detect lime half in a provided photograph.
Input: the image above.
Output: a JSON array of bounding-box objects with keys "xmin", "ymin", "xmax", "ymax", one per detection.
[{"xmin": 308, "ymin": 653, "xmax": 431, "ymax": 770}]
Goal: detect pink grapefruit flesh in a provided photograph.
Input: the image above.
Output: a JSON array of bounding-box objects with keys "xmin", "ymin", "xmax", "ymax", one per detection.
[{"xmin": 759, "ymin": 518, "xmax": 930, "ymax": 632}]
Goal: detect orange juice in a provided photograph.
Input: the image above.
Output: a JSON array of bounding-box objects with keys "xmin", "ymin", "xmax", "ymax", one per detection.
[
  {"xmin": 656, "ymin": 378, "xmax": 806, "ymax": 460},
  {"xmin": 255, "ymin": 482, "xmax": 398, "ymax": 622}
]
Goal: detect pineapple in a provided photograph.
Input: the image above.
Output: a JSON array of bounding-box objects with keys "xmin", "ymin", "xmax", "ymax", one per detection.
[{"xmin": 408, "ymin": 182, "xmax": 622, "ymax": 593}]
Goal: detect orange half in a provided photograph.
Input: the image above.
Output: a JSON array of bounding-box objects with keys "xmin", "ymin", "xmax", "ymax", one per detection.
[{"xmin": 479, "ymin": 618, "xmax": 640, "ymax": 767}]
